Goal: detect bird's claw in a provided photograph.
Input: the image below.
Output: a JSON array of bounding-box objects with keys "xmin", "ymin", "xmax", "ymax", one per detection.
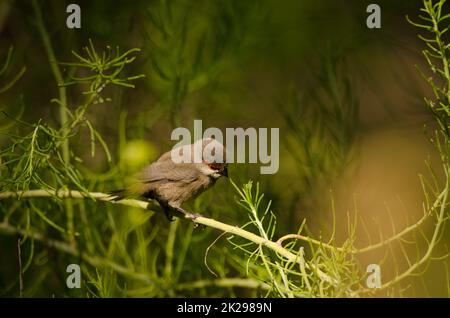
[
  {"xmin": 167, "ymin": 205, "xmax": 204, "ymax": 227},
  {"xmin": 186, "ymin": 213, "xmax": 206, "ymax": 229},
  {"xmin": 186, "ymin": 212, "xmax": 202, "ymax": 221}
]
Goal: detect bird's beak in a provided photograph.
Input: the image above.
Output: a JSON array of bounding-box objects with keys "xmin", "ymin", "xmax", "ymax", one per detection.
[{"xmin": 220, "ymin": 167, "xmax": 228, "ymax": 177}]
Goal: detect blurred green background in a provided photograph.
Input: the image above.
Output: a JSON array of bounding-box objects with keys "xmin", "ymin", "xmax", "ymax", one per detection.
[{"xmin": 0, "ymin": 0, "xmax": 449, "ymax": 297}]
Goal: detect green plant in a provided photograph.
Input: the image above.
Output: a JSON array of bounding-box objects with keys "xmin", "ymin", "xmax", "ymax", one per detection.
[
  {"xmin": 1, "ymin": 0, "xmax": 450, "ymax": 298},
  {"xmin": 0, "ymin": 46, "xmax": 26, "ymax": 95}
]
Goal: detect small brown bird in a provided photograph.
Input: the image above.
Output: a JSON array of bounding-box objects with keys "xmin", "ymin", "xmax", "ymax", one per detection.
[{"xmin": 110, "ymin": 138, "xmax": 228, "ymax": 221}]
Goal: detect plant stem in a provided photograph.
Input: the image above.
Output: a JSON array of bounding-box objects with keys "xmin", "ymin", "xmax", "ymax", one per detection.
[
  {"xmin": 0, "ymin": 189, "xmax": 336, "ymax": 286},
  {"xmin": 17, "ymin": 238, "xmax": 23, "ymax": 298},
  {"xmin": 429, "ymin": 1, "xmax": 450, "ymax": 106},
  {"xmin": 0, "ymin": 221, "xmax": 154, "ymax": 284},
  {"xmin": 32, "ymin": 0, "xmax": 75, "ymax": 247},
  {"xmin": 175, "ymin": 278, "xmax": 271, "ymax": 291},
  {"xmin": 164, "ymin": 219, "xmax": 179, "ymax": 280},
  {"xmin": 276, "ymin": 187, "xmax": 447, "ymax": 254},
  {"xmin": 357, "ymin": 171, "xmax": 449, "ymax": 295},
  {"xmin": 125, "ymin": 278, "xmax": 272, "ymax": 296}
]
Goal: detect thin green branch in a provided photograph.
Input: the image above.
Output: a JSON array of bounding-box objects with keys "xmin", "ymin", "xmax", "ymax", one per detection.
[
  {"xmin": 357, "ymin": 171, "xmax": 449, "ymax": 295},
  {"xmin": 32, "ymin": 0, "xmax": 75, "ymax": 247},
  {"xmin": 175, "ymin": 278, "xmax": 271, "ymax": 291},
  {"xmin": 0, "ymin": 221, "xmax": 153, "ymax": 284},
  {"xmin": 276, "ymin": 187, "xmax": 446, "ymax": 254},
  {"xmin": 0, "ymin": 189, "xmax": 336, "ymax": 287}
]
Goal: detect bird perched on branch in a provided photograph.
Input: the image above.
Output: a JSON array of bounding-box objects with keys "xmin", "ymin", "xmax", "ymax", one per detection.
[{"xmin": 109, "ymin": 138, "xmax": 228, "ymax": 221}]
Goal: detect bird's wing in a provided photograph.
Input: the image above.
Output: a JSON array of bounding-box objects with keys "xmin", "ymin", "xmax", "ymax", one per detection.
[{"xmin": 138, "ymin": 160, "xmax": 199, "ymax": 184}]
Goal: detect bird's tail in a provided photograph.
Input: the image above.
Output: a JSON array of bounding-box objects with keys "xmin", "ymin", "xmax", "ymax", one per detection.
[{"xmin": 108, "ymin": 189, "xmax": 127, "ymax": 201}]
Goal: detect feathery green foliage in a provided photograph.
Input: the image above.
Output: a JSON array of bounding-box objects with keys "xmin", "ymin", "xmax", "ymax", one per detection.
[{"xmin": 0, "ymin": 0, "xmax": 450, "ymax": 298}]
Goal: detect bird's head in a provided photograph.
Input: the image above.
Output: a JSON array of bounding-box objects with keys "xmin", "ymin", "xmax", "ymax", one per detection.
[
  {"xmin": 203, "ymin": 161, "xmax": 228, "ymax": 179},
  {"xmin": 197, "ymin": 138, "xmax": 228, "ymax": 179}
]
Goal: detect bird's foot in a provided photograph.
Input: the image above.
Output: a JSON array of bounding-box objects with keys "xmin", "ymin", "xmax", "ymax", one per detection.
[
  {"xmin": 171, "ymin": 206, "xmax": 204, "ymax": 228},
  {"xmin": 187, "ymin": 214, "xmax": 206, "ymax": 230},
  {"xmin": 186, "ymin": 212, "xmax": 203, "ymax": 220},
  {"xmin": 186, "ymin": 213, "xmax": 206, "ymax": 229},
  {"xmin": 166, "ymin": 206, "xmax": 204, "ymax": 228}
]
